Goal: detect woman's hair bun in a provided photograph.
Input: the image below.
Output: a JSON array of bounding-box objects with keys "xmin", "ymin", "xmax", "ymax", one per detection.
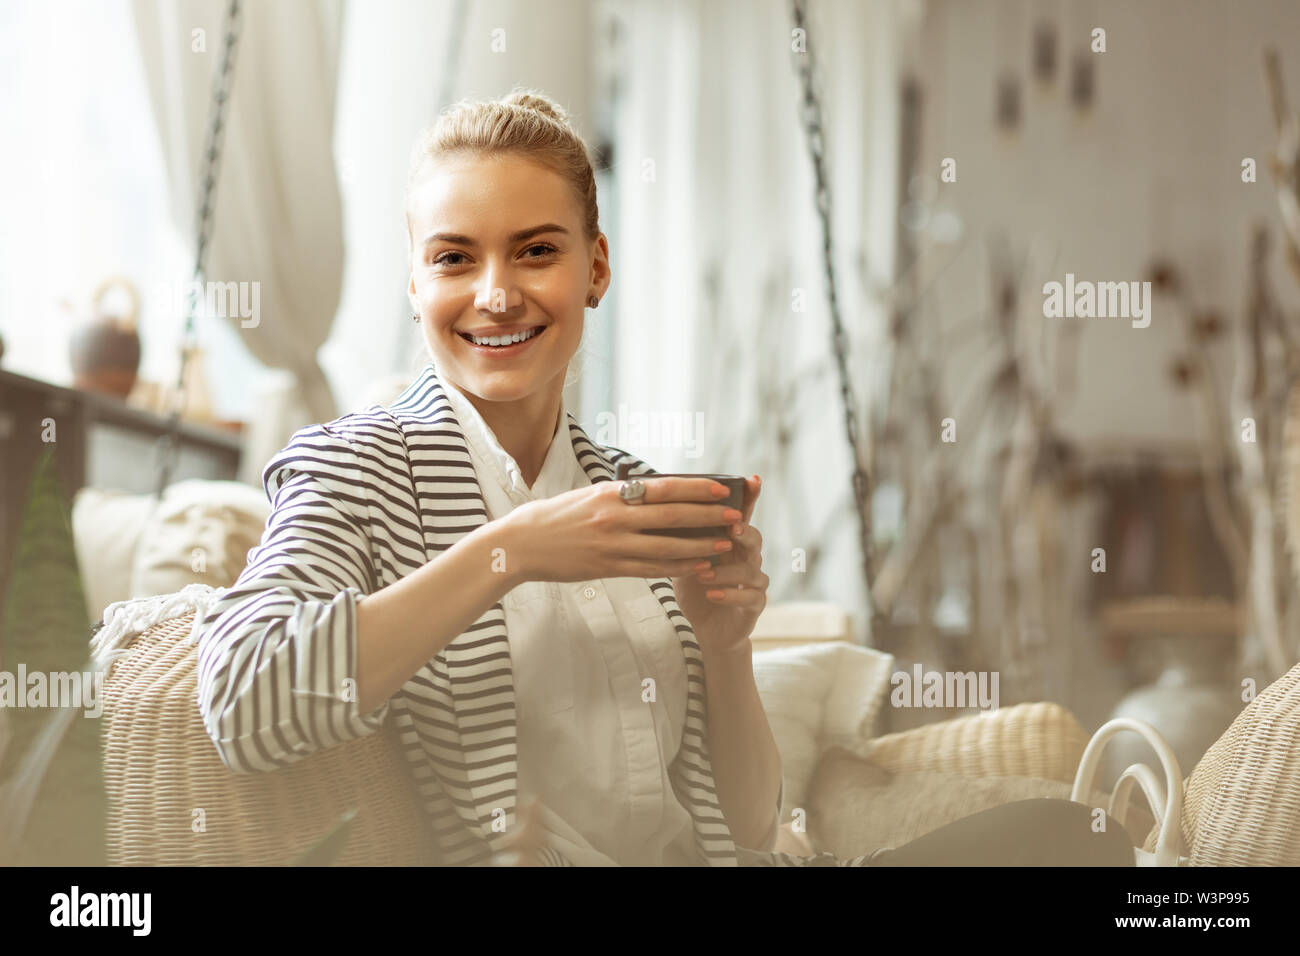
[{"xmin": 502, "ymin": 88, "xmax": 569, "ymax": 125}]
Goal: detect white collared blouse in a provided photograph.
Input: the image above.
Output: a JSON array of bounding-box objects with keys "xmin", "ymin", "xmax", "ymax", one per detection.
[{"xmin": 440, "ymin": 378, "xmax": 723, "ymax": 865}]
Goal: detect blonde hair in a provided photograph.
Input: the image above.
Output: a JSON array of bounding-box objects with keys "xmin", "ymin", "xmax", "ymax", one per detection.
[{"xmin": 404, "ymin": 87, "xmax": 601, "ymax": 249}]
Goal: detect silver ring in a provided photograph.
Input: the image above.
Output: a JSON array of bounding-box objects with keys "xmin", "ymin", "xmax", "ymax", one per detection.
[{"xmin": 617, "ymin": 478, "xmax": 647, "ymax": 504}]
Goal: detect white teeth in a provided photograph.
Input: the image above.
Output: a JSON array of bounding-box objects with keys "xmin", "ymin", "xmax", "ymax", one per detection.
[{"xmin": 467, "ymin": 326, "xmax": 540, "ymax": 347}]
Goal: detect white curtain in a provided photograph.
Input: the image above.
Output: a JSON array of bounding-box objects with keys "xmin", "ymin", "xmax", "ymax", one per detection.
[
  {"xmin": 605, "ymin": 0, "xmax": 911, "ymax": 643},
  {"xmin": 131, "ymin": 0, "xmax": 345, "ymax": 485}
]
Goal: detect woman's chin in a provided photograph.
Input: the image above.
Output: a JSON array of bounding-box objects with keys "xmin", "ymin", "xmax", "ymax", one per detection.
[{"xmin": 453, "ymin": 370, "xmax": 549, "ymax": 403}]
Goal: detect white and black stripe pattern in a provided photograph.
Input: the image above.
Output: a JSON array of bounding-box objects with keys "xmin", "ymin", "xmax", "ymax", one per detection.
[{"xmin": 195, "ymin": 363, "xmax": 871, "ymax": 866}]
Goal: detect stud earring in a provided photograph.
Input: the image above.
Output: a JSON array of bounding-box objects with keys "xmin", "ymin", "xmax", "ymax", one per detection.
[
  {"xmin": 588, "ymin": 295, "xmax": 599, "ymax": 308},
  {"xmin": 412, "ymin": 313, "xmax": 420, "ymax": 323}
]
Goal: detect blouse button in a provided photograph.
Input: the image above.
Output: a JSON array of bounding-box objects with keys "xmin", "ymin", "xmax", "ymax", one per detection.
[{"xmin": 582, "ymin": 586, "xmax": 597, "ymax": 599}]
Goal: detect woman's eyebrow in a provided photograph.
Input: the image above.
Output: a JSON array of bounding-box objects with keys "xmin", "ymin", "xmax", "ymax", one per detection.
[{"xmin": 421, "ymin": 223, "xmax": 569, "ymax": 248}]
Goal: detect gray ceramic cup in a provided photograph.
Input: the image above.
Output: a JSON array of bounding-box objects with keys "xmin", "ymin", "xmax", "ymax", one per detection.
[{"xmin": 615, "ymin": 464, "xmax": 747, "ymax": 566}]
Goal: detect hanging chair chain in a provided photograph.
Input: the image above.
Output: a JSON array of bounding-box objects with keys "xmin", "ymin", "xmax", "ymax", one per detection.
[
  {"xmin": 789, "ymin": 0, "xmax": 879, "ymax": 632},
  {"xmin": 155, "ymin": 0, "xmax": 243, "ymax": 499}
]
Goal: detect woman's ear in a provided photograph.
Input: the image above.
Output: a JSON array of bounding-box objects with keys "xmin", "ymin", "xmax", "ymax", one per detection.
[{"xmin": 589, "ymin": 234, "xmax": 612, "ymax": 299}]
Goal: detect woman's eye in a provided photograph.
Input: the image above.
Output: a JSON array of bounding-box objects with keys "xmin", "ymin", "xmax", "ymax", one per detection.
[{"xmin": 432, "ymin": 244, "xmax": 555, "ymax": 266}]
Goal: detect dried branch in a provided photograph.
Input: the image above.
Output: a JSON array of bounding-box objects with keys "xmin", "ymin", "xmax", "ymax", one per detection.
[
  {"xmin": 1263, "ymin": 49, "xmax": 1300, "ymax": 289},
  {"xmin": 1169, "ymin": 289, "xmax": 1251, "ymax": 589},
  {"xmin": 1234, "ymin": 227, "xmax": 1291, "ymax": 677}
]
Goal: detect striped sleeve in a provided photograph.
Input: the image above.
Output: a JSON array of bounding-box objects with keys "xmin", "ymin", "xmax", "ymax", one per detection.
[{"xmin": 193, "ymin": 423, "xmax": 391, "ymax": 773}]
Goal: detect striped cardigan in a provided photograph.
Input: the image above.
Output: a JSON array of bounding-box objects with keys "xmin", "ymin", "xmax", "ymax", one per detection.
[{"xmin": 195, "ymin": 363, "xmax": 868, "ymax": 866}]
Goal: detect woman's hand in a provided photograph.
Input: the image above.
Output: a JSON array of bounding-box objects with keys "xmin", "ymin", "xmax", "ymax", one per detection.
[
  {"xmin": 671, "ymin": 476, "xmax": 768, "ymax": 655},
  {"xmin": 499, "ymin": 477, "xmax": 742, "ymax": 585},
  {"xmin": 489, "ymin": 796, "xmax": 546, "ymax": 866}
]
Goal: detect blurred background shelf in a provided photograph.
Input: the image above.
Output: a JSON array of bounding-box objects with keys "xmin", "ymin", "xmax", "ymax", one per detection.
[{"xmin": 0, "ymin": 366, "xmax": 242, "ymax": 623}]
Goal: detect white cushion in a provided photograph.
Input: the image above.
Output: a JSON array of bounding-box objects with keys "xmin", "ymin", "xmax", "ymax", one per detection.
[
  {"xmin": 752, "ymin": 641, "xmax": 895, "ymax": 819},
  {"xmin": 70, "ymin": 479, "xmax": 271, "ymax": 622},
  {"xmin": 71, "ymin": 487, "xmax": 157, "ymax": 623},
  {"xmin": 129, "ymin": 479, "xmax": 270, "ymax": 600}
]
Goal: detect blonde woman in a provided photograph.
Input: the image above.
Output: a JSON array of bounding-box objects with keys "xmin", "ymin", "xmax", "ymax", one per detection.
[{"xmin": 194, "ymin": 89, "xmax": 1136, "ymax": 867}]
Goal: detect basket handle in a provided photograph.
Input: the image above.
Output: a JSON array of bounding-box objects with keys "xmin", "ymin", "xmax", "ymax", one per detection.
[
  {"xmin": 1070, "ymin": 717, "xmax": 1185, "ymax": 867},
  {"xmin": 1111, "ymin": 763, "xmax": 1167, "ymax": 832}
]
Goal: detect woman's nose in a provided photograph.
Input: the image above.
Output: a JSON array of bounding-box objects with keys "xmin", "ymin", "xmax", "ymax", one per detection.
[{"xmin": 474, "ymin": 265, "xmax": 524, "ymax": 314}]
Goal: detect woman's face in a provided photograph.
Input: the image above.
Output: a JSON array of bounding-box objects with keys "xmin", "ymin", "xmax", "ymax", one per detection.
[{"xmin": 407, "ymin": 151, "xmax": 609, "ymax": 404}]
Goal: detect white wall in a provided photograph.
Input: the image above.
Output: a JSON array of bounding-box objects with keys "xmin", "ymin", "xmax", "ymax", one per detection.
[
  {"xmin": 913, "ymin": 0, "xmax": 1300, "ymax": 452},
  {"xmin": 900, "ymin": 0, "xmax": 1300, "ymax": 727}
]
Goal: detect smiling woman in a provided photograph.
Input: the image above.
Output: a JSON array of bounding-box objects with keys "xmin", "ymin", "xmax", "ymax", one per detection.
[{"xmin": 196, "ymin": 87, "xmax": 808, "ymax": 867}]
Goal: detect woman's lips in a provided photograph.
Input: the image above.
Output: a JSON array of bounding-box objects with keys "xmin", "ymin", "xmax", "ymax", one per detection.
[{"xmin": 457, "ymin": 325, "xmax": 547, "ymax": 356}]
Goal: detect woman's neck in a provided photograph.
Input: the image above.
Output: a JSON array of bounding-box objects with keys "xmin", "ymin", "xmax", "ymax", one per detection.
[{"xmin": 451, "ymin": 377, "xmax": 564, "ymax": 489}]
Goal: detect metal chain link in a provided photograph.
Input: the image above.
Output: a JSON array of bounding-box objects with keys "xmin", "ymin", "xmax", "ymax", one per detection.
[
  {"xmin": 155, "ymin": 0, "xmax": 243, "ymax": 498},
  {"xmin": 790, "ymin": 0, "xmax": 879, "ymax": 632}
]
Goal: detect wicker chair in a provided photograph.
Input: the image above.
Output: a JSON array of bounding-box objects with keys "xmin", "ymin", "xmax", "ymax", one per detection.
[
  {"xmin": 101, "ymin": 610, "xmax": 438, "ymax": 865},
  {"xmin": 101, "ymin": 606, "xmax": 1133, "ymax": 865},
  {"xmin": 1139, "ymin": 659, "xmax": 1300, "ymax": 866}
]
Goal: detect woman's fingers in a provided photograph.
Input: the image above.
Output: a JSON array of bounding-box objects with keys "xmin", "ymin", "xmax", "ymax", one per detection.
[
  {"xmin": 607, "ymin": 522, "xmax": 764, "ymax": 580},
  {"xmin": 612, "ymin": 530, "xmax": 736, "ymax": 563},
  {"xmin": 618, "ymin": 476, "xmax": 730, "ymax": 506},
  {"xmin": 619, "ymin": 499, "xmax": 745, "ymax": 532},
  {"xmin": 726, "ymin": 520, "xmax": 763, "ymax": 558},
  {"xmin": 593, "ymin": 475, "xmax": 768, "ymax": 580},
  {"xmin": 618, "ymin": 557, "xmax": 726, "ymax": 580},
  {"xmin": 696, "ymin": 513, "xmax": 766, "ymax": 601},
  {"xmin": 740, "ymin": 475, "xmax": 762, "ymax": 525},
  {"xmin": 610, "ymin": 477, "xmax": 749, "ymax": 533},
  {"xmin": 702, "ymin": 582, "xmax": 768, "ymax": 607},
  {"xmin": 695, "ymin": 564, "xmax": 769, "ymax": 591}
]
